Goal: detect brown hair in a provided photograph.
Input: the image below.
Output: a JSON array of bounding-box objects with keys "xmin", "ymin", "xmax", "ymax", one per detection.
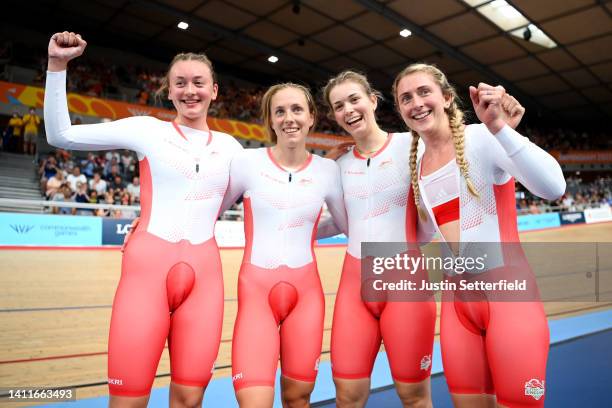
[
  {"xmin": 322, "ymin": 70, "xmax": 383, "ymax": 118},
  {"xmin": 392, "ymin": 63, "xmax": 479, "ymax": 220},
  {"xmin": 155, "ymin": 52, "xmax": 217, "ymax": 101},
  {"xmin": 260, "ymin": 83, "xmax": 318, "ymax": 143}
]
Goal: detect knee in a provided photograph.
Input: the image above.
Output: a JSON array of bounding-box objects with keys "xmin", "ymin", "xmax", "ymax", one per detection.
[
  {"xmin": 281, "ymin": 393, "xmax": 310, "ymax": 408},
  {"xmin": 171, "ymin": 389, "xmax": 204, "ymax": 408},
  {"xmin": 334, "ymin": 382, "xmax": 369, "ymax": 407},
  {"xmin": 397, "ymin": 385, "xmax": 431, "ymax": 408},
  {"xmin": 281, "ymin": 379, "xmax": 314, "ymax": 408}
]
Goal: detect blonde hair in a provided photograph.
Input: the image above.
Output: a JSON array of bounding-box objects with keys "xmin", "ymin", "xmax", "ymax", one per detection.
[
  {"xmin": 261, "ymin": 83, "xmax": 318, "ymax": 143},
  {"xmin": 322, "ymin": 70, "xmax": 383, "ymax": 118},
  {"xmin": 155, "ymin": 52, "xmax": 217, "ymax": 101},
  {"xmin": 392, "ymin": 63, "xmax": 479, "ymax": 220}
]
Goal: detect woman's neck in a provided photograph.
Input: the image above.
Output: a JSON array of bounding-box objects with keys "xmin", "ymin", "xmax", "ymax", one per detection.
[
  {"xmin": 271, "ymin": 143, "xmax": 309, "ymax": 170},
  {"xmin": 353, "ymin": 124, "xmax": 388, "ymax": 157},
  {"xmin": 175, "ymin": 115, "xmax": 209, "ymax": 131}
]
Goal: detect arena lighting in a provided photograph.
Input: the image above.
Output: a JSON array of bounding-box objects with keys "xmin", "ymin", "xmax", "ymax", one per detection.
[
  {"xmin": 177, "ymin": 21, "xmax": 189, "ymax": 30},
  {"xmin": 461, "ymin": 0, "xmax": 556, "ymax": 48},
  {"xmin": 399, "ymin": 29, "xmax": 412, "ymax": 38},
  {"xmin": 268, "ymin": 55, "xmax": 279, "ymax": 63}
]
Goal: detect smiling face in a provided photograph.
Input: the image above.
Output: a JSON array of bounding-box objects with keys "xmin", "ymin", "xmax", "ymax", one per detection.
[
  {"xmin": 269, "ymin": 87, "xmax": 314, "ymax": 148},
  {"xmin": 328, "ymin": 80, "xmax": 378, "ymax": 138},
  {"xmin": 167, "ymin": 60, "xmax": 218, "ymax": 123},
  {"xmin": 395, "ymin": 71, "xmax": 452, "ymax": 138}
]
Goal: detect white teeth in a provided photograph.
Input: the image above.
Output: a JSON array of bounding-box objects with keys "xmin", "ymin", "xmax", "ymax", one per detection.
[
  {"xmin": 346, "ymin": 116, "xmax": 362, "ymax": 125},
  {"xmin": 284, "ymin": 127, "xmax": 299, "ymax": 133},
  {"xmin": 412, "ymin": 111, "xmax": 431, "ymax": 120}
]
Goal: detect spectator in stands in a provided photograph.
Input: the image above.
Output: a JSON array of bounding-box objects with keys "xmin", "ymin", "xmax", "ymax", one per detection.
[
  {"xmin": 110, "ymin": 174, "xmax": 126, "ymax": 191},
  {"xmin": 80, "ymin": 152, "xmax": 97, "ymax": 178},
  {"xmin": 45, "ymin": 169, "xmax": 66, "ymax": 199},
  {"xmin": 120, "ymin": 150, "xmax": 135, "ymax": 178},
  {"xmin": 66, "ymin": 166, "xmax": 87, "ymax": 192},
  {"xmin": 74, "ymin": 181, "xmax": 92, "ymax": 215},
  {"xmin": 89, "ymin": 171, "xmax": 108, "ymax": 195},
  {"xmin": 5, "ymin": 111, "xmax": 23, "ymax": 153},
  {"xmin": 126, "ymin": 176, "xmax": 140, "ymax": 202},
  {"xmin": 51, "ymin": 183, "xmax": 73, "ymax": 214},
  {"xmin": 22, "ymin": 107, "xmax": 41, "ymax": 156},
  {"xmin": 39, "ymin": 155, "xmax": 58, "ymax": 193}
]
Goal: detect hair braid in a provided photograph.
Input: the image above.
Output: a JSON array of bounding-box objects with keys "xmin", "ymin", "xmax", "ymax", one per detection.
[
  {"xmin": 409, "ymin": 133, "xmax": 429, "ymax": 220},
  {"xmin": 448, "ymin": 103, "xmax": 479, "ymax": 198}
]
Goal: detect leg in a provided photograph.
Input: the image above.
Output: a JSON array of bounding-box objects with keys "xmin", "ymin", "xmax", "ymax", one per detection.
[
  {"xmin": 280, "ymin": 376, "xmax": 315, "ymax": 408},
  {"xmin": 334, "ymin": 378, "xmax": 371, "ymax": 408},
  {"xmin": 236, "ymin": 386, "xmax": 274, "ymax": 408},
  {"xmin": 278, "ymin": 266, "xmax": 324, "ymax": 407},
  {"xmin": 169, "ymin": 383, "xmax": 204, "ymax": 408},
  {"xmin": 331, "ymin": 255, "xmax": 381, "ymax": 407},
  {"xmin": 232, "ymin": 264, "xmax": 281, "ymax": 394},
  {"xmin": 380, "ymin": 299, "xmax": 436, "ymax": 408},
  {"xmin": 109, "ymin": 395, "xmax": 150, "ymax": 408},
  {"xmin": 486, "ymin": 301, "xmax": 549, "ymax": 408},
  {"xmin": 441, "ymin": 294, "xmax": 495, "ymax": 408},
  {"xmin": 107, "ymin": 233, "xmax": 171, "ymax": 398}
]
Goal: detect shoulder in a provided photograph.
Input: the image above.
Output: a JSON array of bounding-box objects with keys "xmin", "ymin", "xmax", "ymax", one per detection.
[
  {"xmin": 313, "ymin": 154, "xmax": 341, "ymax": 178},
  {"xmin": 212, "ymin": 130, "xmax": 244, "ymax": 151}
]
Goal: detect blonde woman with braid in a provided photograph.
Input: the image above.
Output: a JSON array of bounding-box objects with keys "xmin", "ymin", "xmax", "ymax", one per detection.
[
  {"xmin": 392, "ymin": 63, "xmax": 565, "ymax": 408},
  {"xmin": 320, "ymin": 71, "xmax": 523, "ymax": 408}
]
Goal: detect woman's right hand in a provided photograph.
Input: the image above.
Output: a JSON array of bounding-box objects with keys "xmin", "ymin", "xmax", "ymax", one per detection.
[
  {"xmin": 325, "ymin": 141, "xmax": 355, "ymax": 161},
  {"xmin": 48, "ymin": 32, "xmax": 87, "ymax": 71}
]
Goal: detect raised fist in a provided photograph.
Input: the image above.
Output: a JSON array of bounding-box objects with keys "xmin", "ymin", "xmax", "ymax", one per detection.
[{"xmin": 48, "ymin": 32, "xmax": 87, "ymax": 70}]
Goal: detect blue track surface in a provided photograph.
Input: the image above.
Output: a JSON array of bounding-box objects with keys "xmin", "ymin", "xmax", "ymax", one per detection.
[
  {"xmin": 355, "ymin": 329, "xmax": 612, "ymax": 408},
  {"xmin": 34, "ymin": 309, "xmax": 612, "ymax": 407}
]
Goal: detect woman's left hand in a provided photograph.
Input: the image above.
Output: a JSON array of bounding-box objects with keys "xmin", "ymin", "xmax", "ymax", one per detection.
[
  {"xmin": 500, "ymin": 93, "xmax": 525, "ymax": 130},
  {"xmin": 469, "ymin": 83, "xmax": 506, "ymax": 135}
]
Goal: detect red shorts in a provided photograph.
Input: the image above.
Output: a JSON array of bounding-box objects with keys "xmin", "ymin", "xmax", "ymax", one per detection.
[
  {"xmin": 108, "ymin": 231, "xmax": 224, "ymax": 396},
  {"xmin": 441, "ymin": 289, "xmax": 549, "ymax": 407},
  {"xmin": 231, "ymin": 262, "xmax": 325, "ymax": 391},
  {"xmin": 331, "ymin": 253, "xmax": 437, "ymax": 383}
]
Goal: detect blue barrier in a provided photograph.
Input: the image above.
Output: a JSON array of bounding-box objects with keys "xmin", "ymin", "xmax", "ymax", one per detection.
[
  {"xmin": 0, "ymin": 213, "xmax": 102, "ymax": 246},
  {"xmin": 517, "ymin": 213, "xmax": 561, "ymax": 232}
]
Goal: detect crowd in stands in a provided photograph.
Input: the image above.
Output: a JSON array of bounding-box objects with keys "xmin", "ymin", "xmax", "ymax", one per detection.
[
  {"xmin": 38, "ymin": 149, "xmax": 140, "ymax": 219},
  {"xmin": 517, "ymin": 175, "xmax": 612, "ymax": 215}
]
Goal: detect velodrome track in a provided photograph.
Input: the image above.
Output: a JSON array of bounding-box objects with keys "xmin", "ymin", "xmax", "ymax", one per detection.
[{"xmin": 1, "ymin": 221, "xmax": 611, "ymax": 406}]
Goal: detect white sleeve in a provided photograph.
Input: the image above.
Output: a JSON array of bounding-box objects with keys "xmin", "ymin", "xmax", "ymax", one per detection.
[
  {"xmin": 219, "ymin": 151, "xmax": 248, "ymax": 214},
  {"xmin": 323, "ymin": 161, "xmax": 348, "ymax": 236},
  {"xmin": 488, "ymin": 125, "xmax": 566, "ymax": 200},
  {"xmin": 44, "ymin": 70, "xmax": 148, "ymax": 153}
]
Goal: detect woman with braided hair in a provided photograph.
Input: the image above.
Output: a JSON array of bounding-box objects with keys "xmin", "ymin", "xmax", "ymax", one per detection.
[
  {"xmin": 320, "ymin": 70, "xmax": 526, "ymax": 408},
  {"xmin": 393, "ymin": 63, "xmax": 565, "ymax": 407}
]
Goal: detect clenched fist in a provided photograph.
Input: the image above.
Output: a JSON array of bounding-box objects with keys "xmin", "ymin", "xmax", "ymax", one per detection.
[{"xmin": 48, "ymin": 31, "xmax": 87, "ymax": 71}]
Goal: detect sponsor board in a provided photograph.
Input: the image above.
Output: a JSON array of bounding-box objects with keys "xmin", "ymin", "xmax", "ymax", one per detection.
[
  {"xmin": 584, "ymin": 207, "xmax": 612, "ymax": 224},
  {"xmin": 102, "ymin": 218, "xmax": 134, "ymax": 245},
  {"xmin": 559, "ymin": 211, "xmax": 586, "ymax": 225},
  {"xmin": 0, "ymin": 213, "xmax": 102, "ymax": 246}
]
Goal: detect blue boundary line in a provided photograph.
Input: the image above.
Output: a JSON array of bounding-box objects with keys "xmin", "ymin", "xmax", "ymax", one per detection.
[{"xmin": 33, "ymin": 308, "xmax": 612, "ymax": 408}]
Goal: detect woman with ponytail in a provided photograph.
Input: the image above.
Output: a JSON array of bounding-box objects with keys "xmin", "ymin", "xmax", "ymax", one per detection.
[{"xmin": 393, "ymin": 63, "xmax": 565, "ymax": 407}]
